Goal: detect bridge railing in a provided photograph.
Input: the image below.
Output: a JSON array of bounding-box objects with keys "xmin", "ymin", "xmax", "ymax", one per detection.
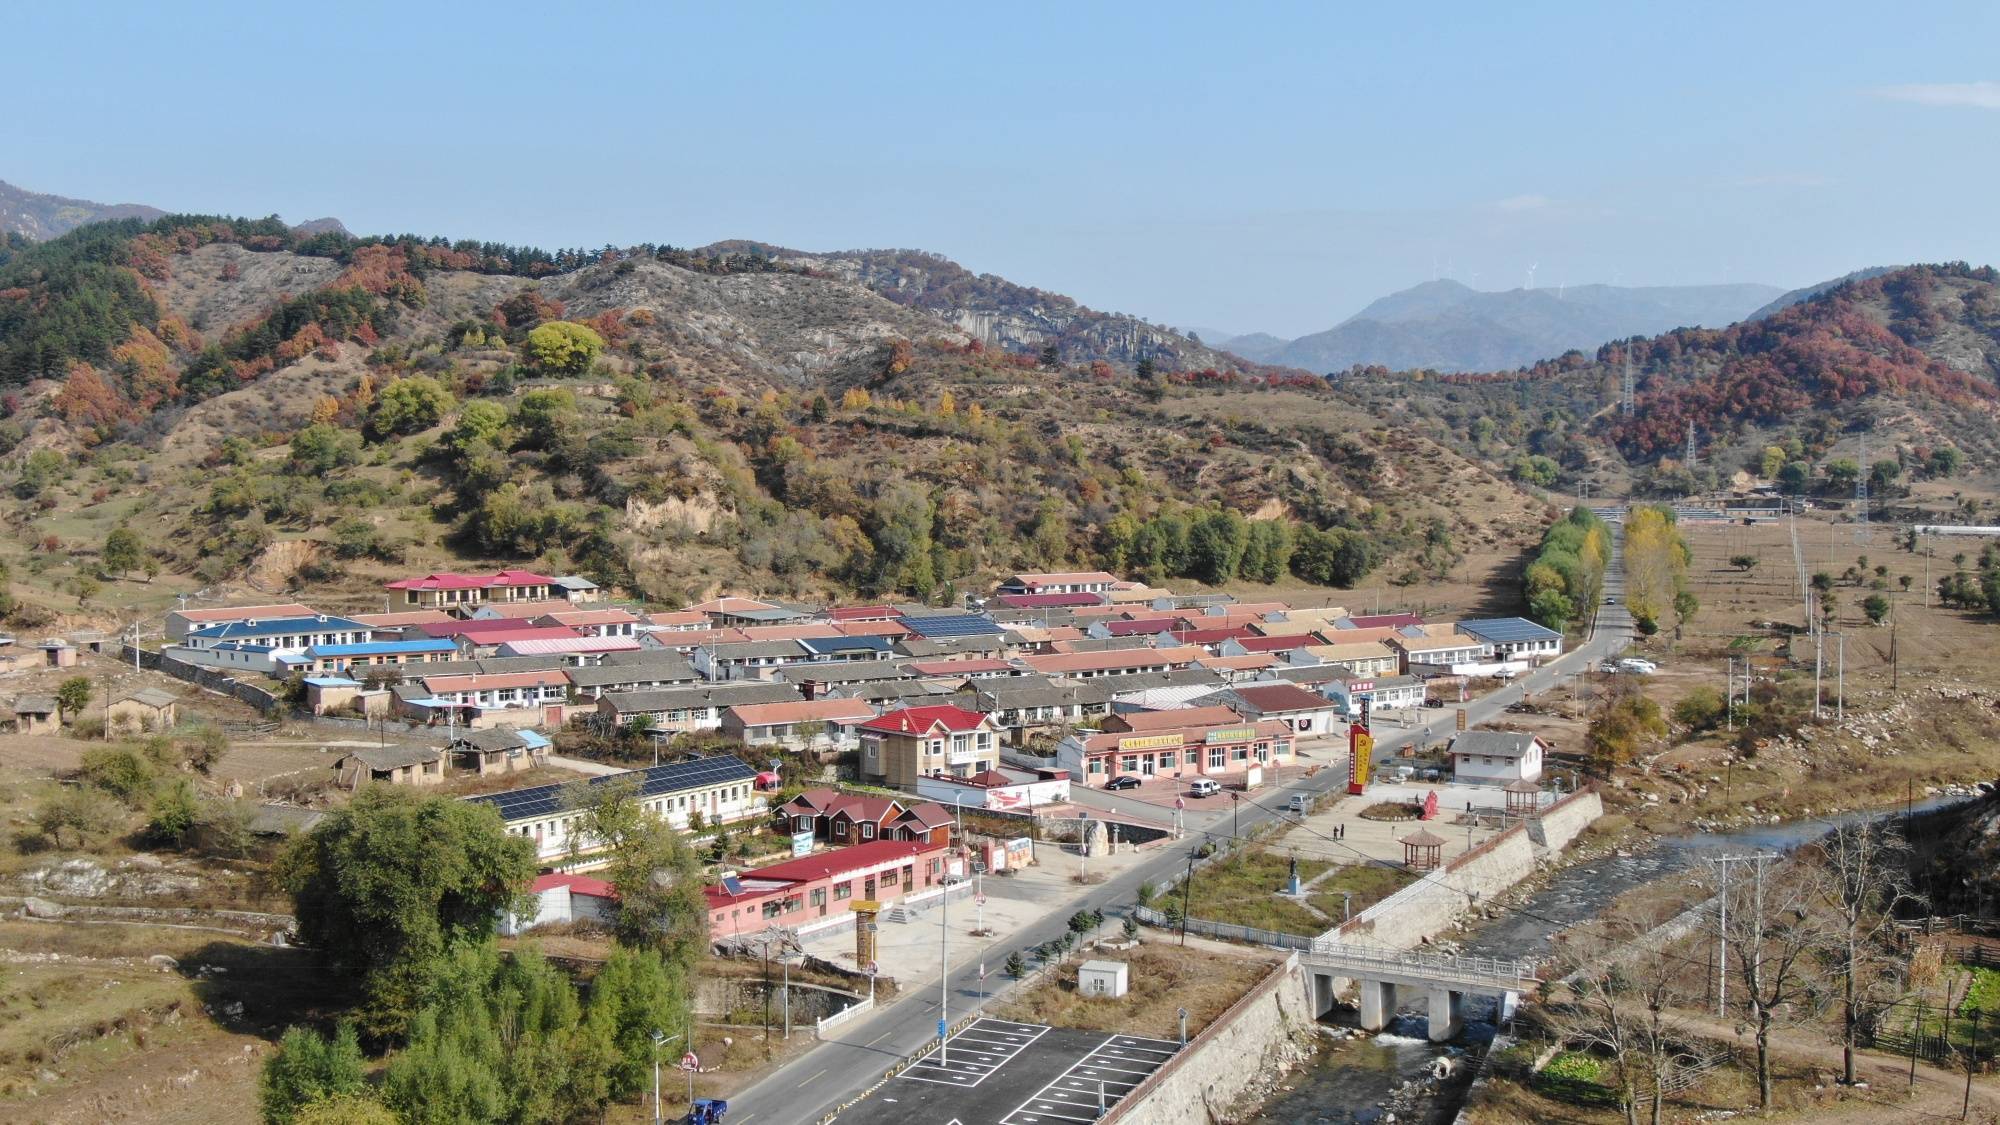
[{"xmin": 1305, "ymin": 940, "xmax": 1541, "ymax": 989}]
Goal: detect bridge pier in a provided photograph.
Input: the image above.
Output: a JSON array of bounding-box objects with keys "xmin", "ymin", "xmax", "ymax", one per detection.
[
  {"xmin": 1357, "ymin": 980, "xmax": 1399, "ymax": 1031},
  {"xmin": 1425, "ymin": 987, "xmax": 1463, "ymax": 1042},
  {"xmin": 1310, "ymin": 972, "xmax": 1339, "ymax": 1018}
]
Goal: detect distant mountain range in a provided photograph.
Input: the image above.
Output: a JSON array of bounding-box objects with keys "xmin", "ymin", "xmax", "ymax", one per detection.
[
  {"xmin": 0, "ymin": 178, "xmax": 165, "ymax": 240},
  {"xmin": 1745, "ymin": 266, "xmax": 1901, "ymax": 321},
  {"xmin": 1209, "ymin": 278, "xmax": 1787, "ymax": 374}
]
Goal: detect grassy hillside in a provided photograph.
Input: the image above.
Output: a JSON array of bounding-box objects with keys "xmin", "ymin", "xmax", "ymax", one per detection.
[{"xmin": 0, "ymin": 216, "xmax": 1546, "ymax": 626}]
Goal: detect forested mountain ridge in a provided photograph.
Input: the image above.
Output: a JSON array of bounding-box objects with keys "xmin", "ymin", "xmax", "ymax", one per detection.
[
  {"xmin": 0, "ymin": 179, "xmax": 165, "ymax": 241},
  {"xmin": 1331, "ymin": 263, "xmax": 2000, "ymax": 493},
  {"xmin": 0, "ymin": 214, "xmax": 1543, "ymax": 616}
]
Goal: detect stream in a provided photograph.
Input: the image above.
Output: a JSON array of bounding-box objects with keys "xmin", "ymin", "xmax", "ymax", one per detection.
[{"xmin": 1245, "ymin": 795, "xmax": 1978, "ymax": 1124}]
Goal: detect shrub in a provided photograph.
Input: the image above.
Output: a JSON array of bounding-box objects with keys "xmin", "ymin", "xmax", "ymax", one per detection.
[{"xmin": 79, "ymin": 745, "xmax": 156, "ymax": 805}]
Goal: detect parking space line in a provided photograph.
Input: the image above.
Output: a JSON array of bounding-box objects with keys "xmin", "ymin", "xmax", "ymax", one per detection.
[
  {"xmin": 998, "ymin": 1032, "xmax": 1175, "ymax": 1125},
  {"xmin": 896, "ymin": 1021, "xmax": 1051, "ymax": 1091}
]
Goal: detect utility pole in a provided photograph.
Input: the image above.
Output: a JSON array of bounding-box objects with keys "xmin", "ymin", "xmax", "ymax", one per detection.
[
  {"xmin": 1836, "ymin": 632, "xmax": 1845, "ymax": 722},
  {"xmin": 940, "ymin": 875, "xmax": 952, "ymax": 1067},
  {"xmin": 1703, "ymin": 853, "xmax": 1779, "ymax": 1017},
  {"xmin": 1813, "ymin": 625, "xmax": 1825, "ymax": 721},
  {"xmin": 1179, "ymin": 850, "xmax": 1195, "ymax": 947}
]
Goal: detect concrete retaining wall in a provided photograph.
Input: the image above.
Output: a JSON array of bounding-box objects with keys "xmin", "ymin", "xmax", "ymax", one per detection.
[
  {"xmin": 1527, "ymin": 787, "xmax": 1603, "ymax": 852},
  {"xmin": 1104, "ymin": 953, "xmax": 1315, "ymax": 1123},
  {"xmin": 1331, "ymin": 826, "xmax": 1539, "ymax": 950}
]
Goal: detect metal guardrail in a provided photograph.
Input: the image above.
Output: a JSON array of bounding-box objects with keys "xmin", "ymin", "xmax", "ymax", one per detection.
[{"xmin": 1303, "ymin": 941, "xmax": 1540, "ymax": 991}]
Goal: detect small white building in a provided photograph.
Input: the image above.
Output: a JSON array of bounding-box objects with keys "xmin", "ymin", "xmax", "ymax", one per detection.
[
  {"xmin": 499, "ymin": 873, "xmax": 619, "ymax": 935},
  {"xmin": 1077, "ymin": 959, "xmax": 1130, "ymax": 998},
  {"xmin": 1448, "ymin": 730, "xmax": 1545, "ymax": 785}
]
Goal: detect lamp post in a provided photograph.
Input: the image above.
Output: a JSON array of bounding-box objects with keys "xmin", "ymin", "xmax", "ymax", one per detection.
[{"xmin": 650, "ymin": 1030, "xmax": 680, "ymax": 1124}]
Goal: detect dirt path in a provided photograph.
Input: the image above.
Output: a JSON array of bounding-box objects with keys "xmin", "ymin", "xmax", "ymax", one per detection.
[{"xmin": 1665, "ymin": 1009, "xmax": 2000, "ymax": 1123}]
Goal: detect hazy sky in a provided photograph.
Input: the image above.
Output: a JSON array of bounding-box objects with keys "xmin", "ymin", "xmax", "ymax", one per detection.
[{"xmin": 9, "ymin": 1, "xmax": 1999, "ymax": 336}]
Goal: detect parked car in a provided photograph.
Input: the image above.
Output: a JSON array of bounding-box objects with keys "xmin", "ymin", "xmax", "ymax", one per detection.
[
  {"xmin": 1104, "ymin": 775, "xmax": 1142, "ymax": 791},
  {"xmin": 1598, "ymin": 660, "xmax": 1619, "ymax": 673},
  {"xmin": 1604, "ymin": 595, "xmax": 1618, "ymax": 605},
  {"xmin": 1617, "ymin": 658, "xmax": 1659, "ymax": 675},
  {"xmin": 1187, "ymin": 778, "xmax": 1222, "ymax": 798},
  {"xmin": 1424, "ymin": 697, "xmax": 1446, "ymax": 708},
  {"xmin": 1492, "ymin": 667, "xmax": 1520, "ymax": 680}
]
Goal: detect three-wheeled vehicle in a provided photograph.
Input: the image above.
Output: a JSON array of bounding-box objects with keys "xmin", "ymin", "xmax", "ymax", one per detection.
[{"xmin": 688, "ymin": 1097, "xmax": 728, "ymax": 1125}]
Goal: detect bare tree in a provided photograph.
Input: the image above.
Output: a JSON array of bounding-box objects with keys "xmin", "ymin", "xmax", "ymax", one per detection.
[
  {"xmin": 1550, "ymin": 908, "xmax": 1724, "ymax": 1125},
  {"xmin": 1720, "ymin": 855, "xmax": 1831, "ymax": 1109},
  {"xmin": 1807, "ymin": 822, "xmax": 1923, "ymax": 1085}
]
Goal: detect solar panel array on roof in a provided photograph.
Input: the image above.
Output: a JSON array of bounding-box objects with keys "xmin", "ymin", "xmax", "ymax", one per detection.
[
  {"xmin": 900, "ymin": 614, "xmax": 1003, "ymax": 639},
  {"xmin": 721, "ymin": 874, "xmax": 745, "ymax": 896},
  {"xmin": 467, "ymin": 755, "xmax": 756, "ymax": 821},
  {"xmin": 1457, "ymin": 617, "xmax": 1564, "ymax": 643}
]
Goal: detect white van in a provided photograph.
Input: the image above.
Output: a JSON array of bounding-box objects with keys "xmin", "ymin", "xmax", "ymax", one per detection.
[
  {"xmin": 1188, "ymin": 779, "xmax": 1222, "ymax": 798},
  {"xmin": 1616, "ymin": 657, "xmax": 1658, "ymax": 675},
  {"xmin": 1288, "ymin": 793, "xmax": 1311, "ymax": 814}
]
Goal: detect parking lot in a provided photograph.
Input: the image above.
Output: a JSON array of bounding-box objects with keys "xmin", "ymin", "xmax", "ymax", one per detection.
[{"xmin": 850, "ymin": 1018, "xmax": 1178, "ymax": 1124}]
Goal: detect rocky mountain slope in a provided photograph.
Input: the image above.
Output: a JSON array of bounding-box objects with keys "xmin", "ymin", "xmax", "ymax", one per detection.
[
  {"xmin": 1237, "ymin": 278, "xmax": 1784, "ymax": 374},
  {"xmin": 0, "ymin": 178, "xmax": 164, "ymax": 240},
  {"xmin": 0, "ymin": 214, "xmax": 1543, "ymax": 614},
  {"xmin": 703, "ymin": 242, "xmax": 1256, "ymax": 372}
]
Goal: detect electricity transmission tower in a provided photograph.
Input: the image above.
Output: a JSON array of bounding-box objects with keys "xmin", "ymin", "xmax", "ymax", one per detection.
[
  {"xmin": 1685, "ymin": 420, "xmax": 1697, "ymax": 468},
  {"xmin": 1621, "ymin": 349, "xmax": 1635, "ymax": 415}
]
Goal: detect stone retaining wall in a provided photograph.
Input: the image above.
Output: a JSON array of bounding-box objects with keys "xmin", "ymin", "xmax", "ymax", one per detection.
[
  {"xmin": 1527, "ymin": 787, "xmax": 1603, "ymax": 852},
  {"xmin": 1103, "ymin": 953, "xmax": 1314, "ymax": 1123}
]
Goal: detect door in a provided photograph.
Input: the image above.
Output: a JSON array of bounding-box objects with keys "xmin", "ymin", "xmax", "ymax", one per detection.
[
  {"xmin": 864, "ymin": 876, "xmax": 877, "ymax": 899},
  {"xmin": 1141, "ymin": 755, "xmax": 1155, "ymax": 777}
]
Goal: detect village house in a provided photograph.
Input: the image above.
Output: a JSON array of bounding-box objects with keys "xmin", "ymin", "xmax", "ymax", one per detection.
[
  {"xmin": 7, "ymin": 694, "xmax": 60, "ymax": 734},
  {"xmin": 796, "ymin": 635, "xmax": 896, "ymax": 664},
  {"xmin": 1448, "ymin": 730, "xmax": 1545, "ymax": 785},
  {"xmin": 1018, "ymin": 645, "xmax": 1206, "ymax": 681},
  {"xmin": 691, "ymin": 640, "xmax": 810, "ymax": 681},
  {"xmin": 781, "ymin": 659, "xmax": 915, "ymax": 698},
  {"xmin": 165, "ymin": 602, "xmax": 319, "ymax": 642},
  {"xmin": 857, "ymin": 705, "xmax": 1001, "ymax": 788},
  {"xmin": 720, "ymin": 698, "xmax": 876, "ymax": 752},
  {"xmin": 303, "ymin": 676, "xmax": 392, "ymax": 718},
  {"xmin": 470, "ymin": 756, "xmax": 761, "ymax": 867},
  {"xmin": 1056, "ymin": 714, "xmax": 1297, "ymax": 786},
  {"xmin": 1386, "ymin": 632, "xmax": 1494, "ymax": 674},
  {"xmin": 551, "ymin": 575, "xmax": 603, "ymax": 604},
  {"xmin": 384, "ymin": 569, "xmax": 558, "ymax": 613},
  {"xmin": 169, "ymin": 614, "xmax": 373, "ymax": 675},
  {"xmin": 1194, "ymin": 682, "xmax": 1345, "ymax": 737},
  {"xmin": 1303, "ymin": 640, "xmax": 1398, "ymax": 677},
  {"xmin": 914, "ymin": 769, "xmax": 1071, "ymax": 812},
  {"xmin": 775, "ymin": 789, "xmax": 955, "ymax": 845},
  {"xmin": 495, "ymin": 634, "xmax": 645, "ymax": 661},
  {"xmin": 107, "ymin": 688, "xmax": 179, "ymax": 736},
  {"xmin": 594, "ymin": 681, "xmax": 803, "ymax": 735},
  {"xmin": 448, "ymin": 727, "xmax": 552, "ymax": 776},
  {"xmin": 405, "ymin": 669, "xmax": 570, "ymax": 726},
  {"xmin": 703, "ymin": 837, "xmax": 955, "ymax": 943},
  {"xmin": 997, "ymin": 571, "xmax": 1120, "ymax": 596},
  {"xmin": 500, "ymin": 873, "xmax": 619, "ymax": 936},
  {"xmin": 290, "ymin": 637, "xmax": 462, "ymax": 677},
  {"xmin": 532, "ymin": 608, "xmax": 641, "ymax": 637},
  {"xmin": 469, "ymin": 599, "xmax": 580, "ymax": 621},
  {"xmin": 1456, "ymin": 617, "xmax": 1565, "ymax": 662},
  {"xmin": 563, "ymin": 653, "xmax": 701, "ymax": 699},
  {"xmin": 336, "ymin": 744, "xmax": 447, "ymax": 788}
]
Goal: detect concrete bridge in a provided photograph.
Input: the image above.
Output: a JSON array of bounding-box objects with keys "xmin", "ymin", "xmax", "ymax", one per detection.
[{"xmin": 1302, "ymin": 942, "xmax": 1541, "ymax": 1042}]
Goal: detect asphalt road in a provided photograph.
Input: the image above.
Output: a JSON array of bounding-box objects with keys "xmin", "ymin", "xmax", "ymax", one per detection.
[{"xmin": 730, "ymin": 565, "xmax": 1632, "ymax": 1125}]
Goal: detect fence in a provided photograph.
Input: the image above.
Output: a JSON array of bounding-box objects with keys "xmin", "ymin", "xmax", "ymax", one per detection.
[
  {"xmin": 814, "ymin": 995, "xmax": 874, "ymax": 1039},
  {"xmin": 124, "ymin": 644, "xmax": 284, "ymax": 714},
  {"xmin": 1131, "ymin": 903, "xmax": 1313, "ymax": 951},
  {"xmin": 1864, "ymin": 994, "xmax": 2000, "ymax": 1069}
]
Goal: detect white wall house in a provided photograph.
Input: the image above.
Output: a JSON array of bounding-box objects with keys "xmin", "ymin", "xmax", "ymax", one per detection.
[{"xmin": 1448, "ymin": 730, "xmax": 1544, "ymax": 785}]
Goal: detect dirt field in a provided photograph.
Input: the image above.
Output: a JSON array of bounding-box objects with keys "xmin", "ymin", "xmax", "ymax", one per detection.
[{"xmin": 992, "ymin": 941, "xmax": 1280, "ymax": 1040}]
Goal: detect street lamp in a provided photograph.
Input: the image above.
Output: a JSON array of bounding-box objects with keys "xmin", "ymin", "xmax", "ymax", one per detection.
[{"xmin": 649, "ymin": 1030, "xmax": 680, "ymax": 1124}]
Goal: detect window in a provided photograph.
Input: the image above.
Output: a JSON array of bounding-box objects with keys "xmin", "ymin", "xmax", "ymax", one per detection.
[
  {"xmin": 1120, "ymin": 756, "xmax": 1138, "ymax": 773},
  {"xmin": 1208, "ymin": 748, "xmax": 1225, "ymax": 769},
  {"xmin": 1231, "ymin": 747, "xmax": 1248, "ymax": 762},
  {"xmin": 762, "ymin": 901, "xmax": 783, "ymax": 919},
  {"xmin": 834, "ymin": 882, "xmax": 851, "ymax": 900},
  {"xmin": 1159, "ymin": 751, "xmax": 1176, "ymax": 768},
  {"xmin": 810, "ymin": 888, "xmax": 826, "ymax": 908},
  {"xmin": 835, "ymin": 822, "xmax": 847, "ymax": 838},
  {"xmin": 794, "ymin": 815, "xmax": 812, "ymax": 831},
  {"xmin": 1088, "ymin": 759, "xmax": 1106, "ymax": 775},
  {"xmin": 861, "ymin": 823, "xmax": 875, "ymax": 840}
]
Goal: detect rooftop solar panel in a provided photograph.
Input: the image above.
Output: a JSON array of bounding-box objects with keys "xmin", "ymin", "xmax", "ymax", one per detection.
[
  {"xmin": 468, "ymin": 755, "xmax": 757, "ymax": 821},
  {"xmin": 1457, "ymin": 617, "xmax": 1563, "ymax": 643},
  {"xmin": 721, "ymin": 874, "xmax": 745, "ymax": 896},
  {"xmin": 900, "ymin": 613, "xmax": 1004, "ymax": 639}
]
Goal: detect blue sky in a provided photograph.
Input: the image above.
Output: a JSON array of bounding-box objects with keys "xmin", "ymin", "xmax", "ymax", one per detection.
[{"xmin": 8, "ymin": 1, "xmax": 1998, "ymax": 336}]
